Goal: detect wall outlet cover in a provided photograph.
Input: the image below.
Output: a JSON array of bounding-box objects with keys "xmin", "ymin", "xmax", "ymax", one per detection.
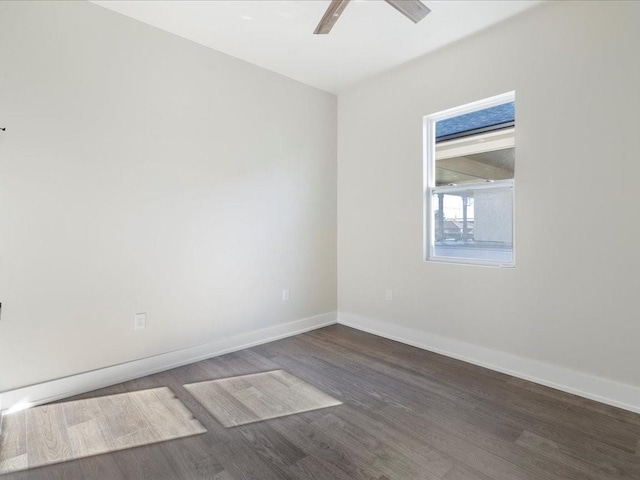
[{"xmin": 134, "ymin": 312, "xmax": 147, "ymax": 330}]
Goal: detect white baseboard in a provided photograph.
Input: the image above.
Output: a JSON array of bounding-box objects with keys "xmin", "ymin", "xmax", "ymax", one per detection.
[
  {"xmin": 338, "ymin": 312, "xmax": 640, "ymax": 414},
  {"xmin": 0, "ymin": 312, "xmax": 337, "ymax": 414},
  {"xmin": 5, "ymin": 310, "xmax": 640, "ymax": 417}
]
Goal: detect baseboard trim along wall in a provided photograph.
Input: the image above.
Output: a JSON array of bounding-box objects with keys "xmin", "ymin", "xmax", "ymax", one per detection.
[
  {"xmin": 5, "ymin": 310, "xmax": 640, "ymax": 416},
  {"xmin": 338, "ymin": 312, "xmax": 640, "ymax": 414},
  {"xmin": 0, "ymin": 312, "xmax": 337, "ymax": 414}
]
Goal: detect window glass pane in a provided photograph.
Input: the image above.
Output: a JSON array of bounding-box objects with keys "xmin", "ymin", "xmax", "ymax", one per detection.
[
  {"xmin": 435, "ymin": 129, "xmax": 514, "ymax": 186},
  {"xmin": 432, "ymin": 186, "xmax": 513, "ymax": 264}
]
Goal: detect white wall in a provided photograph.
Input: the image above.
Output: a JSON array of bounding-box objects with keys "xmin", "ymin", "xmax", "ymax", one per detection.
[
  {"xmin": 338, "ymin": 1, "xmax": 640, "ymax": 387},
  {"xmin": 0, "ymin": 1, "xmax": 337, "ymax": 392}
]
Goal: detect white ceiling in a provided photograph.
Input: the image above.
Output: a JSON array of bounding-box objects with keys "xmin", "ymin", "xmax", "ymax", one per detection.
[{"xmin": 92, "ymin": 0, "xmax": 542, "ymax": 94}]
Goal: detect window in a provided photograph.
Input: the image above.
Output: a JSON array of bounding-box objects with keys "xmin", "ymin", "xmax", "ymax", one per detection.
[{"xmin": 424, "ymin": 92, "xmax": 515, "ymax": 267}]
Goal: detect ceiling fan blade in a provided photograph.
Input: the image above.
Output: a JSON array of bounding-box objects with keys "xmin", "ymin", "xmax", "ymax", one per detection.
[
  {"xmin": 314, "ymin": 0, "xmax": 351, "ymax": 35},
  {"xmin": 384, "ymin": 0, "xmax": 431, "ymax": 23}
]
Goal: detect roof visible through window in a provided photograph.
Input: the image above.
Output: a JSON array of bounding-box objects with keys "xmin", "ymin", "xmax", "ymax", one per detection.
[{"xmin": 436, "ymin": 102, "xmax": 515, "ymax": 142}]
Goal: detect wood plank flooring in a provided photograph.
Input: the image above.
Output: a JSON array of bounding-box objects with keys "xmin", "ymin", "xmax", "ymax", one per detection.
[
  {"xmin": 2, "ymin": 324, "xmax": 640, "ymax": 479},
  {"xmin": 184, "ymin": 370, "xmax": 342, "ymax": 427},
  {"xmin": 0, "ymin": 387, "xmax": 205, "ymax": 475}
]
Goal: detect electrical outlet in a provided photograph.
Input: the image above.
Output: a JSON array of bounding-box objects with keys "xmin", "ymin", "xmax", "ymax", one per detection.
[
  {"xmin": 282, "ymin": 289, "xmax": 290, "ymax": 302},
  {"xmin": 386, "ymin": 289, "xmax": 393, "ymax": 301},
  {"xmin": 134, "ymin": 312, "xmax": 147, "ymax": 330}
]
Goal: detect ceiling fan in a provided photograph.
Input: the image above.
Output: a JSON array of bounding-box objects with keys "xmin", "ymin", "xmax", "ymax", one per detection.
[{"xmin": 314, "ymin": 0, "xmax": 431, "ymax": 35}]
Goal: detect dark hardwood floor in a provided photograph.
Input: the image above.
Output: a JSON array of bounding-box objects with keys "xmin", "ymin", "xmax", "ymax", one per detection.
[{"xmin": 4, "ymin": 324, "xmax": 640, "ymax": 479}]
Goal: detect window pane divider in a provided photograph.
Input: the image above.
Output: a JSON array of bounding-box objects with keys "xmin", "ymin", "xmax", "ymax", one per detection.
[{"xmin": 430, "ymin": 179, "xmax": 514, "ymax": 195}]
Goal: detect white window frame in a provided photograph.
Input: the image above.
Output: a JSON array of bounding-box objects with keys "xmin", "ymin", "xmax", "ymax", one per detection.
[{"xmin": 423, "ymin": 91, "xmax": 516, "ymax": 268}]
